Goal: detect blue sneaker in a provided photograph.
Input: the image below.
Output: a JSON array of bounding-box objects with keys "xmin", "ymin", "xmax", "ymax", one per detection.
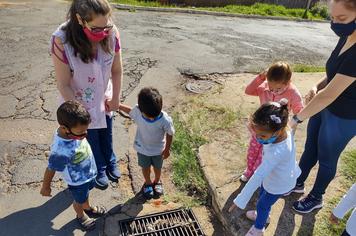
[
  {"xmin": 284, "ymin": 183, "xmax": 305, "ymax": 196},
  {"xmin": 95, "ymin": 174, "xmax": 109, "ymax": 190},
  {"xmin": 293, "ymin": 194, "xmax": 323, "ymax": 213},
  {"xmin": 106, "ymin": 166, "xmax": 121, "ymax": 183},
  {"xmin": 142, "ymin": 184, "xmax": 154, "ymax": 199}
]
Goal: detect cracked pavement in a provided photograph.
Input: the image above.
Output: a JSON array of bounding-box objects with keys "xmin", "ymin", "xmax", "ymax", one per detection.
[{"xmin": 0, "ymin": 0, "xmax": 336, "ymax": 235}]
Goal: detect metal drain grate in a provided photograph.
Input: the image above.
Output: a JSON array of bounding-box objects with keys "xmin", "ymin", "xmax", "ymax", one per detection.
[{"xmin": 118, "ymin": 208, "xmax": 205, "ymax": 236}]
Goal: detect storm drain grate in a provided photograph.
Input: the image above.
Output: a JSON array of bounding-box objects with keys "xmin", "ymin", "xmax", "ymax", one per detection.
[{"xmin": 118, "ymin": 208, "xmax": 205, "ymax": 236}]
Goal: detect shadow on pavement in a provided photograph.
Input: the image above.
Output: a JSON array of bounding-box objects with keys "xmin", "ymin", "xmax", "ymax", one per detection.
[{"xmin": 0, "ymin": 189, "xmax": 74, "ymax": 236}]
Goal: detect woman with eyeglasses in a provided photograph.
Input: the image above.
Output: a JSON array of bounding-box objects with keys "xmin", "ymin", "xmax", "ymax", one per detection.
[
  {"xmin": 50, "ymin": 0, "xmax": 122, "ymax": 191},
  {"xmin": 286, "ymin": 0, "xmax": 356, "ymax": 218}
]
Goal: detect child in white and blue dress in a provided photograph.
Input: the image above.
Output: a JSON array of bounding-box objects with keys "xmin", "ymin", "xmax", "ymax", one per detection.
[{"xmin": 229, "ymin": 98, "xmax": 301, "ymax": 236}]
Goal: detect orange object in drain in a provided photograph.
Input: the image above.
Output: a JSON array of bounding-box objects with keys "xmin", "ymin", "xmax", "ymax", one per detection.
[{"xmin": 152, "ymin": 199, "xmax": 162, "ymax": 207}]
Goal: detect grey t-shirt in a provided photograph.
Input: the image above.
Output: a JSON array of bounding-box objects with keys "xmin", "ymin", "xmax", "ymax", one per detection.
[{"xmin": 129, "ymin": 105, "xmax": 175, "ymax": 156}]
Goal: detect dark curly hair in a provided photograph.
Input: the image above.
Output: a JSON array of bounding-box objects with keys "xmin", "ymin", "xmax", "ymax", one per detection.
[
  {"xmin": 138, "ymin": 87, "xmax": 163, "ymax": 118},
  {"xmin": 251, "ymin": 98, "xmax": 289, "ymax": 133}
]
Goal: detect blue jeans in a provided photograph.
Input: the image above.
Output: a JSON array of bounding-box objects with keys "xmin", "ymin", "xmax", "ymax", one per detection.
[
  {"xmin": 297, "ymin": 109, "xmax": 356, "ymax": 200},
  {"xmin": 87, "ymin": 115, "xmax": 118, "ymax": 177},
  {"xmin": 255, "ymin": 186, "xmax": 282, "ymax": 230}
]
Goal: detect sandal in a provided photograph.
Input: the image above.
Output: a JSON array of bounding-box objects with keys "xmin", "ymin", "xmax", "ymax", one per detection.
[
  {"xmin": 77, "ymin": 215, "xmax": 95, "ymax": 231},
  {"xmin": 154, "ymin": 181, "xmax": 164, "ymax": 196},
  {"xmin": 84, "ymin": 205, "xmax": 107, "ymax": 218}
]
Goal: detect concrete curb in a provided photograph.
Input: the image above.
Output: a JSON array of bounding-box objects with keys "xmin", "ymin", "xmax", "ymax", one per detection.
[{"xmin": 113, "ymin": 3, "xmax": 328, "ymax": 23}]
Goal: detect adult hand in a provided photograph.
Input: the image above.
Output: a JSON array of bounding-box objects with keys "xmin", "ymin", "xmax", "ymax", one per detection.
[
  {"xmin": 105, "ymin": 99, "xmax": 120, "ymax": 112},
  {"xmin": 329, "ymin": 213, "xmax": 339, "ymax": 224},
  {"xmin": 162, "ymin": 148, "xmax": 170, "ymax": 160},
  {"xmin": 40, "ymin": 186, "xmax": 52, "ymax": 197},
  {"xmin": 305, "ymin": 86, "xmax": 318, "ymax": 105}
]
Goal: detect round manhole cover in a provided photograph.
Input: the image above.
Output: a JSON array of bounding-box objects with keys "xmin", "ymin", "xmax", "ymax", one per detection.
[{"xmin": 185, "ymin": 80, "xmax": 215, "ymax": 94}]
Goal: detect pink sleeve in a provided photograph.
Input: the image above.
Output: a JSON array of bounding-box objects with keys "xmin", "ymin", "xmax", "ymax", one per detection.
[
  {"xmin": 290, "ymin": 88, "xmax": 304, "ymax": 114},
  {"xmin": 115, "ymin": 34, "xmax": 121, "ymax": 53},
  {"xmin": 245, "ymin": 74, "xmax": 265, "ymax": 96}
]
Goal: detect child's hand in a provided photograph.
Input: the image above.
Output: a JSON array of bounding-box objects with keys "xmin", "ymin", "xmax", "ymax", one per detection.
[
  {"xmin": 40, "ymin": 186, "xmax": 52, "ymax": 197},
  {"xmin": 288, "ymin": 118, "xmax": 298, "ymax": 131},
  {"xmin": 228, "ymin": 203, "xmax": 237, "ymax": 213},
  {"xmin": 329, "ymin": 213, "xmax": 340, "ymax": 224},
  {"xmin": 305, "ymin": 86, "xmax": 317, "ymax": 105},
  {"xmin": 162, "ymin": 148, "xmax": 170, "ymax": 159},
  {"xmin": 259, "ymin": 69, "xmax": 267, "ymax": 80}
]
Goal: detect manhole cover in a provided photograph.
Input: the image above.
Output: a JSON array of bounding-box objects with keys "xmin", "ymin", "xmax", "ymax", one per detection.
[
  {"xmin": 185, "ymin": 80, "xmax": 215, "ymax": 94},
  {"xmin": 118, "ymin": 208, "xmax": 205, "ymax": 236}
]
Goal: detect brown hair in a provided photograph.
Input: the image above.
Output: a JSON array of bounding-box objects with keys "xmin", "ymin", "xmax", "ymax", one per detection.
[
  {"xmin": 267, "ymin": 61, "xmax": 292, "ymax": 84},
  {"xmin": 334, "ymin": 0, "xmax": 356, "ymax": 10},
  {"xmin": 63, "ymin": 0, "xmax": 112, "ymax": 63},
  {"xmin": 57, "ymin": 100, "xmax": 91, "ymax": 128},
  {"xmin": 138, "ymin": 87, "xmax": 163, "ymax": 118}
]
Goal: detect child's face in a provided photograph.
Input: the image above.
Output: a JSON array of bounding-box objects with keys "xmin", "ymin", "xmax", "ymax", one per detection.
[
  {"xmin": 63, "ymin": 124, "xmax": 89, "ymax": 140},
  {"xmin": 267, "ymin": 80, "xmax": 289, "ymax": 95},
  {"xmin": 252, "ymin": 125, "xmax": 276, "ymax": 141}
]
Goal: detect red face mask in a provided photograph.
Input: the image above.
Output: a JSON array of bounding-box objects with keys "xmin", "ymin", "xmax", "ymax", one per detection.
[{"xmin": 83, "ymin": 27, "xmax": 109, "ymax": 42}]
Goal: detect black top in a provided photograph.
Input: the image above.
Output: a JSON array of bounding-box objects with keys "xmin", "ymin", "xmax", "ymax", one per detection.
[{"xmin": 326, "ymin": 36, "xmax": 356, "ymax": 119}]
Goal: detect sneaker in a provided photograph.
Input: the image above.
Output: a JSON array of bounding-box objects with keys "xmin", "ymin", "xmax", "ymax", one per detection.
[
  {"xmin": 292, "ymin": 194, "xmax": 323, "ymax": 214},
  {"xmin": 142, "ymin": 184, "xmax": 154, "ymax": 199},
  {"xmin": 240, "ymin": 174, "xmax": 249, "ymax": 183},
  {"xmin": 106, "ymin": 167, "xmax": 121, "ymax": 183},
  {"xmin": 283, "ymin": 183, "xmax": 305, "ymax": 196},
  {"xmin": 95, "ymin": 174, "xmax": 109, "ymax": 190},
  {"xmin": 245, "ymin": 225, "xmax": 264, "ymax": 236},
  {"xmin": 246, "ymin": 210, "xmax": 270, "ymax": 224},
  {"xmin": 153, "ymin": 181, "xmax": 164, "ymax": 196}
]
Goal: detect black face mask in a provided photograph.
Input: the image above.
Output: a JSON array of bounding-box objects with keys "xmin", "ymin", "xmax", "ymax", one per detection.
[
  {"xmin": 330, "ymin": 20, "xmax": 356, "ymax": 37},
  {"xmin": 64, "ymin": 126, "xmax": 87, "ymax": 140}
]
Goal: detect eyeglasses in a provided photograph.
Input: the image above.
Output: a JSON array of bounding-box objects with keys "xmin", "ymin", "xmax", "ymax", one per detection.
[{"xmin": 86, "ymin": 21, "xmax": 113, "ymax": 33}]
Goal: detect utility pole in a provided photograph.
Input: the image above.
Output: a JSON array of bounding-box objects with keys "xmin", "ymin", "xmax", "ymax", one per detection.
[{"xmin": 303, "ymin": 0, "xmax": 313, "ymax": 19}]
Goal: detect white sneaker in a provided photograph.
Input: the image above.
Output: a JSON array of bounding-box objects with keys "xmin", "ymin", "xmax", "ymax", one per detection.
[
  {"xmin": 245, "ymin": 225, "xmax": 264, "ymax": 236},
  {"xmin": 246, "ymin": 210, "xmax": 270, "ymax": 224},
  {"xmin": 240, "ymin": 174, "xmax": 249, "ymax": 183}
]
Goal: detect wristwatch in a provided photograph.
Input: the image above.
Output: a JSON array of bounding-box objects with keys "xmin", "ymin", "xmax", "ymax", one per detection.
[{"xmin": 292, "ymin": 115, "xmax": 303, "ymax": 124}]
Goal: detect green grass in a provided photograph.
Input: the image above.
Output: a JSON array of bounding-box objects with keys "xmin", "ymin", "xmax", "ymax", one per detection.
[
  {"xmin": 171, "ymin": 114, "xmax": 208, "ymax": 202},
  {"xmin": 162, "ymin": 192, "xmax": 203, "ymax": 208},
  {"xmin": 113, "ymin": 1, "xmax": 328, "ymax": 20},
  {"xmin": 293, "ymin": 64, "xmax": 326, "ymax": 73},
  {"xmin": 314, "ymin": 151, "xmax": 356, "ymax": 235},
  {"xmin": 170, "ymin": 98, "xmax": 239, "ymax": 203},
  {"xmin": 185, "ymin": 99, "xmax": 238, "ymax": 137}
]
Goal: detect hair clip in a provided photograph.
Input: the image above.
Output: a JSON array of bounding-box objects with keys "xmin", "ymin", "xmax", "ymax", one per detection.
[{"xmin": 270, "ymin": 115, "xmax": 281, "ymax": 124}]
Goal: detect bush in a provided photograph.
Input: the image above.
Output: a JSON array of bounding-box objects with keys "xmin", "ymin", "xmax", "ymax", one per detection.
[{"xmin": 310, "ymin": 3, "xmax": 330, "ymax": 19}]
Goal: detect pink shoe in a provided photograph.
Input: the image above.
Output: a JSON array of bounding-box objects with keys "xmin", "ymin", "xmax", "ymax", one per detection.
[
  {"xmin": 245, "ymin": 225, "xmax": 264, "ymax": 236},
  {"xmin": 246, "ymin": 210, "xmax": 270, "ymax": 224}
]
